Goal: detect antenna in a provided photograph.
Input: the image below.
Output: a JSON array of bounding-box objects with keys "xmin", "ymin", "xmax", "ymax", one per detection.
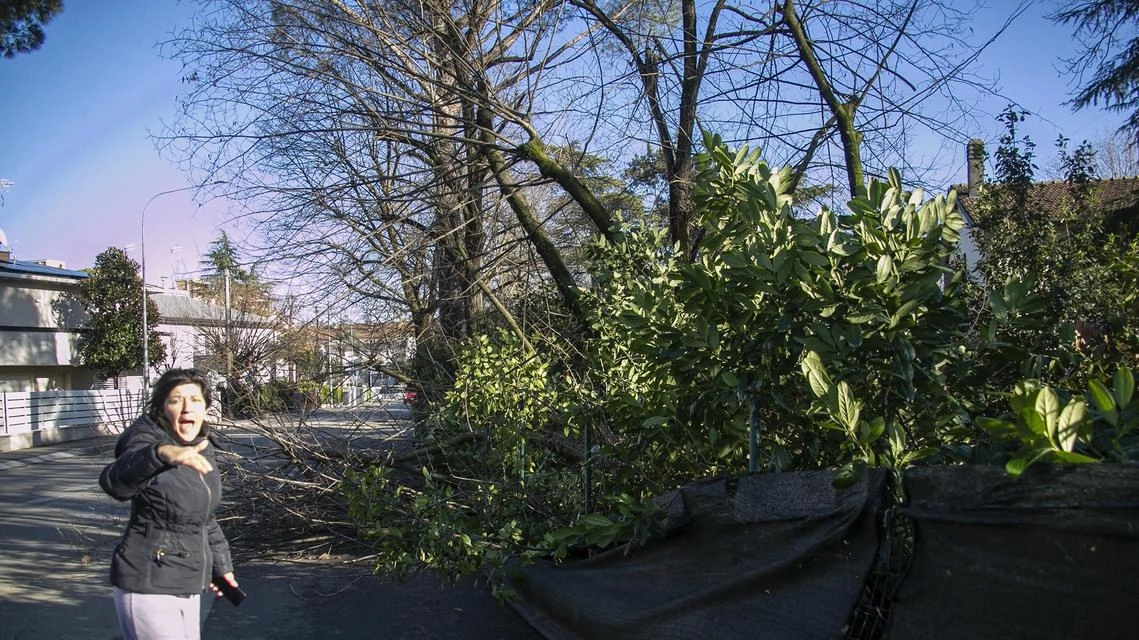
[{"xmin": 171, "ymin": 245, "xmax": 186, "ymax": 281}]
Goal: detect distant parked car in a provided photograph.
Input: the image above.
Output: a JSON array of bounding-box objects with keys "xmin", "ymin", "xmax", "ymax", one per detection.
[{"xmin": 403, "ymin": 391, "xmax": 418, "ymax": 406}]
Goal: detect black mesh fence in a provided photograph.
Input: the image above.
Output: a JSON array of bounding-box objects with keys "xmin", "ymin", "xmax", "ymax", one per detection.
[
  {"xmin": 504, "ymin": 465, "xmax": 1139, "ymax": 640},
  {"xmin": 506, "ymin": 470, "xmax": 888, "ymax": 640},
  {"xmin": 886, "ymin": 465, "xmax": 1139, "ymax": 640}
]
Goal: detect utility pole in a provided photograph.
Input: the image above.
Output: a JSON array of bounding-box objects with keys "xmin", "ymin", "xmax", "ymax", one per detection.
[{"xmin": 225, "ymin": 267, "xmax": 233, "ymax": 384}]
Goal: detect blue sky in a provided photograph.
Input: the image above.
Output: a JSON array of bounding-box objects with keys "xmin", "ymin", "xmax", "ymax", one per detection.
[
  {"xmin": 0, "ymin": 1, "xmax": 226, "ymax": 283},
  {"xmin": 0, "ymin": 1, "xmax": 1129, "ymax": 281}
]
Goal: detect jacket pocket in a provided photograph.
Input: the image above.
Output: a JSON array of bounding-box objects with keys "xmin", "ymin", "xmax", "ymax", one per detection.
[
  {"xmin": 148, "ymin": 531, "xmax": 197, "ymax": 592},
  {"xmin": 148, "ymin": 547, "xmax": 197, "ymax": 591}
]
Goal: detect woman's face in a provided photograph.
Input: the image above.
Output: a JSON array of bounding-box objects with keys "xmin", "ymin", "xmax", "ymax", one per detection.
[{"xmin": 162, "ymin": 382, "xmax": 208, "ymax": 444}]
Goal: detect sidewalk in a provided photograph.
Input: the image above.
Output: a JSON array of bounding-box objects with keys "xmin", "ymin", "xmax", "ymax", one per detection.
[{"xmin": 0, "ymin": 435, "xmax": 545, "ymax": 639}]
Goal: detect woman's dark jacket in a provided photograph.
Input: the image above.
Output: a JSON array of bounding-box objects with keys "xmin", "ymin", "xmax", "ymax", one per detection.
[{"xmin": 99, "ymin": 416, "xmax": 233, "ymax": 595}]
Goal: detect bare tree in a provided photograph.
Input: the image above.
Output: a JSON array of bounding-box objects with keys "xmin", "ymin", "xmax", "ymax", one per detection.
[
  {"xmin": 537, "ymin": 0, "xmax": 1026, "ymax": 253},
  {"xmin": 163, "ymin": 0, "xmax": 1024, "ymax": 357},
  {"xmin": 166, "ymin": 1, "xmax": 578, "ymax": 353},
  {"xmin": 1095, "ymin": 132, "xmax": 1139, "ymax": 178},
  {"xmin": 154, "ymin": 0, "xmax": 1053, "ymax": 580}
]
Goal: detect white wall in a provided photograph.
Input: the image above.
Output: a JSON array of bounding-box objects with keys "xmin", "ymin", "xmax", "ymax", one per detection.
[
  {"xmin": 0, "ymin": 279, "xmax": 88, "ymax": 390},
  {"xmin": 0, "ymin": 280, "xmax": 86, "ymax": 327}
]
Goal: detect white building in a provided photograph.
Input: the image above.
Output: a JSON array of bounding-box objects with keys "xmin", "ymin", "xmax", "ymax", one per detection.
[
  {"xmin": 0, "ymin": 250, "xmax": 97, "ymax": 391},
  {"xmin": 0, "ymin": 239, "xmax": 285, "ymax": 391},
  {"xmin": 150, "ymin": 289, "xmax": 289, "ymax": 384}
]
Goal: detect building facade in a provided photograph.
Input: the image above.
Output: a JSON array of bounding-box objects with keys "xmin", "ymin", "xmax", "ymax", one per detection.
[
  {"xmin": 0, "ymin": 247, "xmax": 285, "ymax": 391},
  {"xmin": 0, "ymin": 252, "xmax": 98, "ymax": 391},
  {"xmin": 151, "ymin": 290, "xmax": 290, "ymax": 385}
]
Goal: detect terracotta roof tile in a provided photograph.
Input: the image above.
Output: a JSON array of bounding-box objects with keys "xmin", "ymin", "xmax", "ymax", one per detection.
[{"xmin": 955, "ymin": 177, "xmax": 1139, "ymax": 235}]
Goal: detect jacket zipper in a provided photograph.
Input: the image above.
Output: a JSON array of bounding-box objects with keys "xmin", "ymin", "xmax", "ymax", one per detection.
[{"xmin": 199, "ymin": 464, "xmax": 213, "ymax": 590}]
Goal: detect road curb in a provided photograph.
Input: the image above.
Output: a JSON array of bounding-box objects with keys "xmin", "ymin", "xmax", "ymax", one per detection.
[
  {"xmin": 0, "ymin": 437, "xmax": 115, "ymax": 472},
  {"xmin": 0, "ymin": 449, "xmax": 81, "ymax": 471}
]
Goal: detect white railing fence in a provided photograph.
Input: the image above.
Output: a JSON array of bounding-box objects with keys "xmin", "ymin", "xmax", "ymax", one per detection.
[
  {"xmin": 0, "ymin": 389, "xmax": 144, "ymax": 439},
  {"xmin": 0, "ymin": 386, "xmax": 405, "ymax": 453}
]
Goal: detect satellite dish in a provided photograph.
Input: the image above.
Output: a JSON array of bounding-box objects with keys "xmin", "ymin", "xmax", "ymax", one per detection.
[{"xmin": 0, "ymin": 227, "xmax": 8, "ymax": 247}]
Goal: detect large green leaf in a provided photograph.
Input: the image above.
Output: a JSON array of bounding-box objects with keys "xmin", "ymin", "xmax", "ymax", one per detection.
[
  {"xmin": 1087, "ymin": 379, "xmax": 1117, "ymax": 424},
  {"xmin": 799, "ymin": 250, "xmax": 830, "ymax": 267},
  {"xmin": 1056, "ymin": 399, "xmax": 1087, "ymax": 452},
  {"xmin": 890, "ymin": 299, "xmax": 922, "ymax": 327},
  {"xmin": 876, "ymin": 255, "xmax": 894, "ymax": 283},
  {"xmin": 836, "ymin": 382, "xmax": 861, "ymax": 432},
  {"xmin": 862, "ymin": 416, "xmax": 886, "ymax": 443},
  {"xmin": 1114, "ymin": 367, "xmax": 1135, "ymax": 407},
  {"xmin": 1035, "ymin": 386, "xmax": 1061, "ymax": 443},
  {"xmin": 1021, "ymin": 403, "xmax": 1047, "ymax": 439},
  {"xmin": 978, "ymin": 416, "xmax": 1016, "ymax": 438},
  {"xmin": 1006, "ymin": 457, "xmax": 1029, "ymax": 477},
  {"xmin": 800, "ymin": 351, "xmax": 832, "ymax": 398},
  {"xmin": 1051, "ymin": 451, "xmax": 1099, "ymax": 464},
  {"xmin": 988, "ymin": 289, "xmax": 1008, "ymax": 319},
  {"xmin": 720, "ymin": 371, "xmax": 739, "ymax": 388}
]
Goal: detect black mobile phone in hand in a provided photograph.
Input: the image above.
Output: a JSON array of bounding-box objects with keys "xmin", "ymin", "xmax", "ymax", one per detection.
[{"xmin": 212, "ymin": 575, "xmax": 247, "ymax": 606}]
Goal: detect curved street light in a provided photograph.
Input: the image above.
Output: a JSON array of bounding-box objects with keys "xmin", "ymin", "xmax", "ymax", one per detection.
[{"xmin": 139, "ymin": 182, "xmax": 226, "ymax": 395}]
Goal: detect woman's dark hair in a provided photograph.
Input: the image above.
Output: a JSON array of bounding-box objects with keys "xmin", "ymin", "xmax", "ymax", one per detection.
[{"xmin": 144, "ymin": 368, "xmax": 213, "ymax": 422}]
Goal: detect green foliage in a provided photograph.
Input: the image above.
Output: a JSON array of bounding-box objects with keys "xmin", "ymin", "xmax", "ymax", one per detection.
[
  {"xmin": 344, "ymin": 329, "xmax": 603, "ymax": 580},
  {"xmin": 220, "ymin": 379, "xmax": 325, "ymax": 417},
  {"xmin": 440, "ymin": 331, "xmax": 556, "ymax": 478},
  {"xmin": 200, "ymin": 231, "xmax": 250, "ymax": 280},
  {"xmin": 341, "ymin": 462, "xmax": 581, "ymax": 589},
  {"xmin": 76, "ymin": 247, "xmax": 166, "ymax": 381},
  {"xmin": 980, "ymin": 367, "xmax": 1139, "ymax": 476},
  {"xmin": 622, "ymin": 147, "xmax": 669, "ymax": 219},
  {"xmin": 548, "ymin": 142, "xmax": 648, "ymax": 246},
  {"xmin": 991, "ymin": 106, "xmax": 1036, "ymax": 212},
  {"xmin": 342, "ymin": 133, "xmax": 1138, "ymax": 584},
  {"xmin": 193, "ymin": 231, "xmax": 274, "ymax": 315},
  {"xmin": 1050, "ymin": 0, "xmax": 1139, "ymax": 140},
  {"xmin": 583, "ymin": 133, "xmax": 974, "ymax": 486},
  {"xmin": 971, "ymin": 110, "xmax": 1139, "ymax": 389},
  {"xmin": 1, "ymin": 0, "xmax": 62, "ymax": 58},
  {"xmin": 542, "ymin": 493, "xmax": 666, "ymax": 560},
  {"xmin": 1056, "ymin": 135, "xmax": 1098, "ymax": 209}
]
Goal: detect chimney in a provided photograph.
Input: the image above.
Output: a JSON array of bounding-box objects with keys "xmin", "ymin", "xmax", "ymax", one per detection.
[{"xmin": 967, "ymin": 139, "xmax": 986, "ymax": 196}]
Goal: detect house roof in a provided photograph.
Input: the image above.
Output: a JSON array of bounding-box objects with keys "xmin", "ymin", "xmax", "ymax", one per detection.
[
  {"xmin": 955, "ymin": 176, "xmax": 1139, "ymax": 234},
  {"xmin": 151, "ymin": 292, "xmax": 272, "ymax": 326},
  {"xmin": 0, "ymin": 258, "xmax": 89, "ymax": 283}
]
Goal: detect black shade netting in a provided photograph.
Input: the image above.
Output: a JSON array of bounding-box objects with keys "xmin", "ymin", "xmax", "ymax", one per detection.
[
  {"xmin": 887, "ymin": 464, "xmax": 1139, "ymax": 640},
  {"xmin": 505, "ymin": 469, "xmax": 889, "ymax": 640}
]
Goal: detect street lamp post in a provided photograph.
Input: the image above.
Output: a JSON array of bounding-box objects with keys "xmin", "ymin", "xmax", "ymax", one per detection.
[{"xmin": 139, "ymin": 182, "xmax": 225, "ymax": 396}]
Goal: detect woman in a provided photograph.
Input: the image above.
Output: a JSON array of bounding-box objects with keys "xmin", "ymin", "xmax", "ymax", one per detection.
[{"xmin": 100, "ymin": 368, "xmax": 239, "ymax": 640}]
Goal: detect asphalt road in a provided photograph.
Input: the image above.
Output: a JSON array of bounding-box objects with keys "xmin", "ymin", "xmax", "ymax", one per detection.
[
  {"xmin": 0, "ymin": 405, "xmax": 544, "ymax": 640},
  {"xmin": 0, "ymin": 438, "xmax": 130, "ymax": 640}
]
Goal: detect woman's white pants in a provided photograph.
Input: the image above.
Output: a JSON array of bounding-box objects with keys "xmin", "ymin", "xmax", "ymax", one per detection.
[{"xmin": 113, "ymin": 586, "xmax": 201, "ymax": 640}]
